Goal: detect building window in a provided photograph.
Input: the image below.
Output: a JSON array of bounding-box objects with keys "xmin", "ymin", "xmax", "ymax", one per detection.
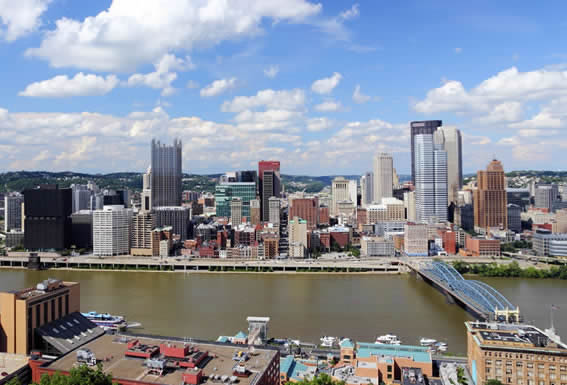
[
  {"xmin": 58, "ymin": 297, "xmax": 62, "ymax": 318},
  {"xmin": 51, "ymin": 299, "xmax": 55, "ymax": 321},
  {"xmin": 43, "ymin": 303, "xmax": 47, "ymax": 324},
  {"xmin": 387, "ymin": 366, "xmax": 392, "ymax": 373},
  {"xmin": 35, "ymin": 305, "xmax": 40, "ymax": 327},
  {"xmin": 65, "ymin": 294, "xmax": 69, "ymax": 314}
]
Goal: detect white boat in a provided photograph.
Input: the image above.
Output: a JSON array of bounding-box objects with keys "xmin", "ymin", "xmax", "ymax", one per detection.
[
  {"xmin": 420, "ymin": 337, "xmax": 437, "ymax": 346},
  {"xmin": 375, "ymin": 334, "xmax": 401, "ymax": 345},
  {"xmin": 434, "ymin": 342, "xmax": 448, "ymax": 351},
  {"xmin": 320, "ymin": 336, "xmax": 337, "ymax": 347}
]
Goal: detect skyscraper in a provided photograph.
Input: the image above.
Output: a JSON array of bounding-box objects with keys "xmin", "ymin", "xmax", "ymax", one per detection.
[
  {"xmin": 258, "ymin": 160, "xmax": 281, "ymax": 221},
  {"xmin": 437, "ymin": 126, "xmax": 462, "ymax": 205},
  {"xmin": 93, "ymin": 205, "xmax": 133, "ymax": 256},
  {"xmin": 410, "ymin": 120, "xmax": 442, "ymax": 184},
  {"xmin": 414, "ymin": 130, "xmax": 448, "ymax": 223},
  {"xmin": 373, "ymin": 152, "xmax": 393, "ymax": 203},
  {"xmin": 4, "ymin": 193, "xmax": 23, "ymax": 232},
  {"xmin": 151, "ymin": 139, "xmax": 182, "ymax": 207},
  {"xmin": 474, "ymin": 159, "xmax": 508, "ymax": 230},
  {"xmin": 360, "ymin": 172, "xmax": 373, "ymax": 207},
  {"xmin": 534, "ymin": 184, "xmax": 559, "ymax": 212},
  {"xmin": 331, "ymin": 177, "xmax": 357, "ymax": 216}
]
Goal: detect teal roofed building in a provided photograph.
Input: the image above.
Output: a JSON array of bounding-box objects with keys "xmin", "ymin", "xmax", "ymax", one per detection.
[
  {"xmin": 280, "ymin": 356, "xmax": 317, "ymax": 383},
  {"xmin": 355, "ymin": 342, "xmax": 431, "ymax": 363}
]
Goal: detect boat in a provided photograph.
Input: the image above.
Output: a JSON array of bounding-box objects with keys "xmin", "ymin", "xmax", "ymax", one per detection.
[
  {"xmin": 420, "ymin": 337, "xmax": 437, "ymax": 346},
  {"xmin": 375, "ymin": 334, "xmax": 401, "ymax": 345},
  {"xmin": 320, "ymin": 336, "xmax": 337, "ymax": 347},
  {"xmin": 82, "ymin": 311, "xmax": 127, "ymax": 331},
  {"xmin": 434, "ymin": 342, "xmax": 448, "ymax": 351}
]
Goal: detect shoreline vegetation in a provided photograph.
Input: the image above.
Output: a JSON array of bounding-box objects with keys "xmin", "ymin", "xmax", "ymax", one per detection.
[{"xmin": 452, "ymin": 260, "xmax": 567, "ymax": 280}]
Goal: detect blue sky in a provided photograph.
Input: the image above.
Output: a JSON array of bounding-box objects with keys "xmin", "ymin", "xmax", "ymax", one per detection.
[{"xmin": 0, "ymin": 0, "xmax": 566, "ymax": 175}]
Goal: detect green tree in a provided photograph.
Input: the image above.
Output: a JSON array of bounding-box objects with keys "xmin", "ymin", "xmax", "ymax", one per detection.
[
  {"xmin": 35, "ymin": 364, "xmax": 113, "ymax": 385},
  {"xmin": 290, "ymin": 374, "xmax": 345, "ymax": 385},
  {"xmin": 486, "ymin": 380, "xmax": 504, "ymax": 385},
  {"xmin": 6, "ymin": 377, "xmax": 22, "ymax": 385}
]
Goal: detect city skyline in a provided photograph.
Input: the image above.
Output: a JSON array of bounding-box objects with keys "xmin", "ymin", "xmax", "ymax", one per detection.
[{"xmin": 0, "ymin": 1, "xmax": 566, "ymax": 175}]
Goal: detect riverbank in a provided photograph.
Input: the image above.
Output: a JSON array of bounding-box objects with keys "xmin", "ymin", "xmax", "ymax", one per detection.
[{"xmin": 452, "ymin": 260, "xmax": 567, "ymax": 280}]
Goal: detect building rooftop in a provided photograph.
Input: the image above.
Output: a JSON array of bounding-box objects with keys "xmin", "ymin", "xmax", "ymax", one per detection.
[
  {"xmin": 6, "ymin": 279, "xmax": 77, "ymax": 301},
  {"xmin": 42, "ymin": 333, "xmax": 278, "ymax": 385},
  {"xmin": 356, "ymin": 342, "xmax": 431, "ymax": 363},
  {"xmin": 466, "ymin": 322, "xmax": 567, "ymax": 353},
  {"xmin": 0, "ymin": 353, "xmax": 29, "ymax": 379}
]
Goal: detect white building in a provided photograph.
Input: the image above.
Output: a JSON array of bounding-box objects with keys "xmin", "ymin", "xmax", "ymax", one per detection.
[
  {"xmin": 373, "ymin": 152, "xmax": 393, "ymax": 203},
  {"xmin": 268, "ymin": 197, "xmax": 281, "ymax": 224},
  {"xmin": 93, "ymin": 205, "xmax": 133, "ymax": 256},
  {"xmin": 4, "ymin": 193, "xmax": 23, "ymax": 232},
  {"xmin": 414, "ymin": 130, "xmax": 448, "ymax": 223},
  {"xmin": 404, "ymin": 191, "xmax": 416, "ymax": 222},
  {"xmin": 437, "ymin": 126, "xmax": 462, "ymax": 205},
  {"xmin": 331, "ymin": 177, "xmax": 357, "ymax": 216},
  {"xmin": 361, "ymin": 236, "xmax": 394, "ymax": 257},
  {"xmin": 404, "ymin": 223, "xmax": 428, "ymax": 256},
  {"xmin": 289, "ymin": 217, "xmax": 308, "ymax": 258},
  {"xmin": 230, "ymin": 197, "xmax": 243, "ymax": 225}
]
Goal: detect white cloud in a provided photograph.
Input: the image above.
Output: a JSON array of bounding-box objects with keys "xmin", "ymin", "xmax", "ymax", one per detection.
[
  {"xmin": 264, "ymin": 65, "xmax": 280, "ymax": 78},
  {"xmin": 200, "ymin": 78, "xmax": 238, "ymax": 98},
  {"xmin": 338, "ymin": 4, "xmax": 359, "ymax": 21},
  {"xmin": 26, "ymin": 0, "xmax": 322, "ymax": 72},
  {"xmin": 307, "ymin": 117, "xmax": 333, "ymax": 132},
  {"xmin": 311, "ymin": 72, "xmax": 342, "ymax": 94},
  {"xmin": 455, "ymin": 47, "xmax": 462, "ymax": 54},
  {"xmin": 0, "ymin": 0, "xmax": 50, "ymax": 41},
  {"xmin": 222, "ymin": 89, "xmax": 305, "ymax": 113},
  {"xmin": 352, "ymin": 84, "xmax": 371, "ymax": 104},
  {"xmin": 19, "ymin": 73, "xmax": 119, "ymax": 98},
  {"xmin": 127, "ymin": 54, "xmax": 193, "ymax": 96},
  {"xmin": 314, "ymin": 100, "xmax": 342, "ymax": 112}
]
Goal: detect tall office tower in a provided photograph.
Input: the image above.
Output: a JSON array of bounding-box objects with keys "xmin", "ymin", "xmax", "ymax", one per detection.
[
  {"xmin": 331, "ymin": 177, "xmax": 357, "ymax": 216},
  {"xmin": 141, "ymin": 166, "xmax": 152, "ymax": 212},
  {"xmin": 507, "ymin": 204, "xmax": 522, "ymax": 233},
  {"xmin": 360, "ymin": 172, "xmax": 374, "ymax": 207},
  {"xmin": 250, "ymin": 199, "xmax": 261, "ymax": 226},
  {"xmin": 151, "ymin": 138, "xmax": 182, "ymax": 207},
  {"xmin": 93, "ymin": 205, "xmax": 133, "ymax": 256},
  {"xmin": 153, "ymin": 206, "xmax": 190, "ymax": 241},
  {"xmin": 289, "ymin": 217, "xmax": 308, "ymax": 258},
  {"xmin": 23, "ymin": 185, "xmax": 72, "ymax": 250},
  {"xmin": 404, "ymin": 191, "xmax": 416, "ymax": 222},
  {"xmin": 91, "ymin": 192, "xmax": 104, "ymax": 210},
  {"xmin": 373, "ymin": 152, "xmax": 393, "ymax": 203},
  {"xmin": 215, "ymin": 182, "xmax": 256, "ymax": 219},
  {"xmin": 71, "ymin": 184, "xmax": 91, "ymax": 213},
  {"xmin": 474, "ymin": 159, "xmax": 508, "ymax": 230},
  {"xmin": 410, "ymin": 120, "xmax": 443, "ymax": 184},
  {"xmin": 236, "ymin": 170, "xmax": 257, "ymax": 183},
  {"xmin": 258, "ymin": 160, "xmax": 281, "ymax": 221},
  {"xmin": 230, "ymin": 198, "xmax": 243, "ymax": 225},
  {"xmin": 4, "ymin": 193, "xmax": 23, "ymax": 232},
  {"xmin": 289, "ymin": 197, "xmax": 319, "ymax": 229},
  {"xmin": 437, "ymin": 126, "xmax": 462, "ymax": 205},
  {"xmin": 414, "ymin": 130, "xmax": 448, "ymax": 223},
  {"xmin": 535, "ymin": 184, "xmax": 559, "ymax": 212},
  {"xmin": 131, "ymin": 212, "xmax": 154, "ymax": 256},
  {"xmin": 268, "ymin": 197, "xmax": 281, "ymax": 225}
]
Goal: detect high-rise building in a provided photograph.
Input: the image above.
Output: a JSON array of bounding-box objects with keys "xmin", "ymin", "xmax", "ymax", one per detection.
[
  {"xmin": 215, "ymin": 182, "xmax": 256, "ymax": 219},
  {"xmin": 506, "ymin": 188, "xmax": 530, "ymax": 211},
  {"xmin": 360, "ymin": 172, "xmax": 373, "ymax": 207},
  {"xmin": 410, "ymin": 120, "xmax": 442, "ymax": 184},
  {"xmin": 555, "ymin": 209, "xmax": 567, "ymax": 234},
  {"xmin": 71, "ymin": 184, "xmax": 92, "ymax": 213},
  {"xmin": 289, "ymin": 217, "xmax": 308, "ymax": 258},
  {"xmin": 331, "ymin": 177, "xmax": 357, "ymax": 216},
  {"xmin": 268, "ymin": 197, "xmax": 281, "ymax": 225},
  {"xmin": 250, "ymin": 199, "xmax": 261, "ymax": 226},
  {"xmin": 404, "ymin": 191, "xmax": 416, "ymax": 222},
  {"xmin": 4, "ymin": 193, "xmax": 23, "ymax": 232},
  {"xmin": 141, "ymin": 166, "xmax": 152, "ymax": 212},
  {"xmin": 507, "ymin": 203, "xmax": 522, "ymax": 233},
  {"xmin": 70, "ymin": 210, "xmax": 93, "ymax": 250},
  {"xmin": 474, "ymin": 159, "xmax": 508, "ymax": 230},
  {"xmin": 373, "ymin": 152, "xmax": 393, "ymax": 204},
  {"xmin": 289, "ymin": 197, "xmax": 319, "ymax": 229},
  {"xmin": 93, "ymin": 205, "xmax": 133, "ymax": 256},
  {"xmin": 230, "ymin": 197, "xmax": 243, "ymax": 225},
  {"xmin": 535, "ymin": 184, "xmax": 559, "ymax": 212},
  {"xmin": 151, "ymin": 138, "xmax": 182, "ymax": 207},
  {"xmin": 23, "ymin": 185, "xmax": 72, "ymax": 250},
  {"xmin": 153, "ymin": 206, "xmax": 190, "ymax": 241},
  {"xmin": 258, "ymin": 160, "xmax": 281, "ymax": 221},
  {"xmin": 437, "ymin": 126, "xmax": 462, "ymax": 205},
  {"xmin": 131, "ymin": 212, "xmax": 154, "ymax": 256},
  {"xmin": 414, "ymin": 129, "xmax": 448, "ymax": 223}
]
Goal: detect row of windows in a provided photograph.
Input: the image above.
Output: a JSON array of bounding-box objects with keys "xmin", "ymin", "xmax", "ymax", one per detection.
[
  {"xmin": 27, "ymin": 293, "xmax": 69, "ymax": 349},
  {"xmin": 484, "ymin": 350, "xmax": 567, "ymax": 363},
  {"xmin": 486, "ymin": 360, "xmax": 567, "ymax": 372}
]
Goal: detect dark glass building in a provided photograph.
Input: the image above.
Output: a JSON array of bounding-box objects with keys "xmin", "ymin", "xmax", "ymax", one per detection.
[
  {"xmin": 71, "ymin": 211, "xmax": 93, "ymax": 249},
  {"xmin": 24, "ymin": 185, "xmax": 72, "ymax": 250}
]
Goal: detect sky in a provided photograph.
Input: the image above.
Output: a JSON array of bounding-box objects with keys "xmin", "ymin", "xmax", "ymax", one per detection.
[{"xmin": 0, "ymin": 0, "xmax": 566, "ymax": 176}]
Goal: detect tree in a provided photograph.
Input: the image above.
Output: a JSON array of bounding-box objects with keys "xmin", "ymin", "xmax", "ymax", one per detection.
[
  {"xmin": 35, "ymin": 364, "xmax": 113, "ymax": 385},
  {"xmin": 290, "ymin": 374, "xmax": 345, "ymax": 385},
  {"xmin": 6, "ymin": 377, "xmax": 22, "ymax": 385},
  {"xmin": 486, "ymin": 380, "xmax": 504, "ymax": 385}
]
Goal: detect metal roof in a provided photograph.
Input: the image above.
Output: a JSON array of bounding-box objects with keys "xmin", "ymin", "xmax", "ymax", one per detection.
[{"xmin": 35, "ymin": 312, "xmax": 105, "ymax": 354}]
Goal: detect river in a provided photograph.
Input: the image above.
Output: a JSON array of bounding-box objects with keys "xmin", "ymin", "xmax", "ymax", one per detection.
[{"xmin": 0, "ymin": 269, "xmax": 565, "ymax": 354}]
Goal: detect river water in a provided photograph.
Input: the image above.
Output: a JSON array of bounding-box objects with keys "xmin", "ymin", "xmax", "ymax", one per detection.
[{"xmin": 0, "ymin": 269, "xmax": 565, "ymax": 354}]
